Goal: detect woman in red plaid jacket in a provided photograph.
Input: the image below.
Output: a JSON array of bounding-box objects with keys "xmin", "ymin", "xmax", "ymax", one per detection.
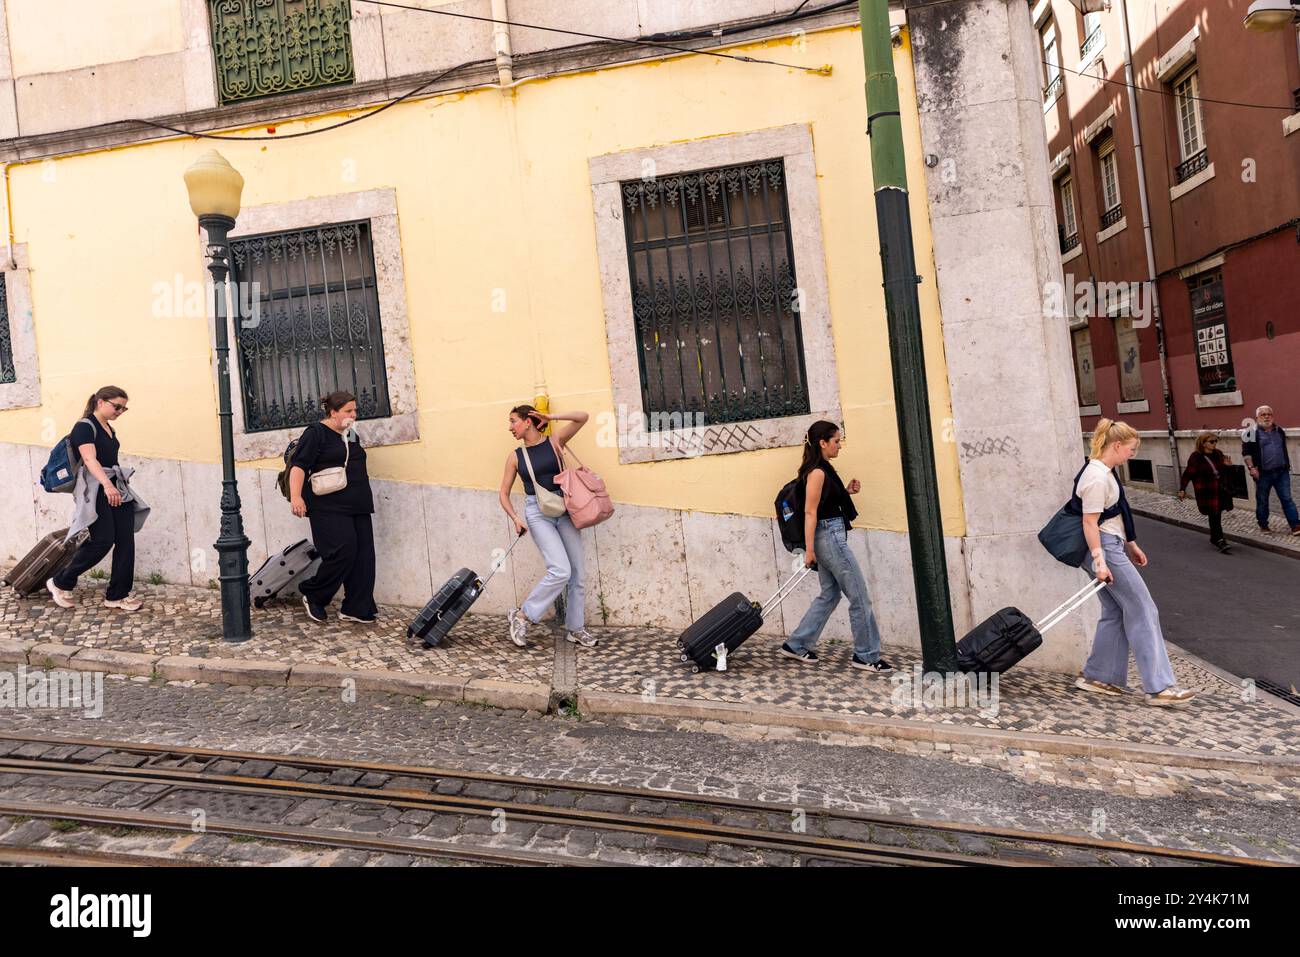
[{"xmin": 1178, "ymin": 431, "xmax": 1235, "ymax": 553}]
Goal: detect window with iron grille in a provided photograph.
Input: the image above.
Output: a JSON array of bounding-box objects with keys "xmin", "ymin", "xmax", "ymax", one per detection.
[
  {"xmin": 229, "ymin": 220, "xmax": 391, "ymax": 433},
  {"xmin": 0, "ymin": 275, "xmax": 13, "ymax": 384},
  {"xmin": 620, "ymin": 160, "xmax": 811, "ymax": 428},
  {"xmin": 208, "ymin": 0, "xmax": 354, "ymax": 106}
]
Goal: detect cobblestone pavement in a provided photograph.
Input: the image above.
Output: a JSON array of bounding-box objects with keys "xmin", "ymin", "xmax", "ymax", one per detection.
[
  {"xmin": 5, "ymin": 567, "xmax": 1300, "ymax": 761},
  {"xmin": 0, "ymin": 576, "xmax": 551, "ymax": 686},
  {"xmin": 0, "ymin": 679, "xmax": 1296, "ymax": 863},
  {"xmin": 1127, "ymin": 487, "xmax": 1300, "ymax": 557}
]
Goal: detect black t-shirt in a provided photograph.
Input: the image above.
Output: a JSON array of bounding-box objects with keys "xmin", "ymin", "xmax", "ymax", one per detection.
[
  {"xmin": 70, "ymin": 417, "xmax": 119, "ymax": 469},
  {"xmin": 809, "ymin": 461, "xmax": 859, "ymax": 527},
  {"xmin": 516, "ymin": 440, "xmax": 562, "ymax": 496},
  {"xmin": 292, "ymin": 421, "xmax": 374, "ymax": 515}
]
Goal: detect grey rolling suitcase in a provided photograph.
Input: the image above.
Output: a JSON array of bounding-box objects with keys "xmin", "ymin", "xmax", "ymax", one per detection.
[
  {"xmin": 249, "ymin": 539, "xmax": 322, "ymax": 608},
  {"xmin": 3, "ymin": 528, "xmax": 89, "ymax": 598}
]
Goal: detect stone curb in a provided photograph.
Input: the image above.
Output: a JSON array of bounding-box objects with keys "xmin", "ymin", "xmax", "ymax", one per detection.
[
  {"xmin": 465, "ymin": 678, "xmax": 551, "ymax": 712},
  {"xmin": 155, "ymin": 656, "xmax": 290, "ymax": 686},
  {"xmin": 1131, "ymin": 506, "xmax": 1300, "ymax": 561},
  {"xmin": 287, "ymin": 663, "xmax": 468, "ymax": 701},
  {"xmin": 0, "ymin": 640, "xmax": 34, "ymax": 665},
  {"xmin": 63, "ymin": 648, "xmax": 160, "ymax": 678},
  {"xmin": 576, "ymin": 691, "xmax": 1300, "ymax": 775},
  {"xmin": 29, "ymin": 643, "xmax": 80, "ymax": 668}
]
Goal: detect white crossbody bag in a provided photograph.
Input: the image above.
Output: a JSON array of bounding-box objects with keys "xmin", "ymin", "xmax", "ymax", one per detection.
[
  {"xmin": 521, "ymin": 439, "xmax": 567, "ymax": 518},
  {"xmin": 309, "ymin": 429, "xmax": 351, "ymax": 496}
]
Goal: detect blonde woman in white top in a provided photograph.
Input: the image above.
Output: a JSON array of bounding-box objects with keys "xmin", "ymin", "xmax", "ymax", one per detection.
[{"xmin": 1074, "ymin": 419, "xmax": 1195, "ymax": 707}]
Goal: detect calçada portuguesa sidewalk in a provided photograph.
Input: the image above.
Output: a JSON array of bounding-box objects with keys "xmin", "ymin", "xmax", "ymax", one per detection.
[{"xmin": 2, "ymin": 567, "xmax": 1299, "ymax": 777}]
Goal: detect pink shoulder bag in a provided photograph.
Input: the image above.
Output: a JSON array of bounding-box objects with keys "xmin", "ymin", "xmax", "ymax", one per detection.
[{"xmin": 553, "ymin": 438, "xmax": 615, "ymax": 530}]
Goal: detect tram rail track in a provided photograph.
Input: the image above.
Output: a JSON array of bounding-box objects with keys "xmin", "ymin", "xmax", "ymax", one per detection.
[{"xmin": 0, "ymin": 732, "xmax": 1280, "ymax": 867}]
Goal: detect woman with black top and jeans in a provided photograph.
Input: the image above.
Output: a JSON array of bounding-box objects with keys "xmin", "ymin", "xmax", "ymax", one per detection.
[
  {"xmin": 780, "ymin": 420, "xmax": 892, "ymax": 673},
  {"xmin": 47, "ymin": 386, "xmax": 141, "ymax": 611},
  {"xmin": 288, "ymin": 391, "xmax": 378, "ymax": 624}
]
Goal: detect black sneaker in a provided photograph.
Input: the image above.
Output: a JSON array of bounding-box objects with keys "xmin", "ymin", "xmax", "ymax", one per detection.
[
  {"xmin": 779, "ymin": 643, "xmax": 818, "ymax": 663},
  {"xmin": 852, "ymin": 655, "xmax": 894, "ymax": 674},
  {"xmin": 1214, "ymin": 540, "xmax": 1232, "ymax": 553},
  {"xmin": 302, "ymin": 594, "xmax": 328, "ymax": 623}
]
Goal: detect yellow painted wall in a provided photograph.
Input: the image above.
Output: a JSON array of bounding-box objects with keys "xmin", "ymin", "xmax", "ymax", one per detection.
[
  {"xmin": 3, "ymin": 26, "xmax": 965, "ymax": 536},
  {"xmin": 6, "ymin": 0, "xmax": 186, "ymax": 77}
]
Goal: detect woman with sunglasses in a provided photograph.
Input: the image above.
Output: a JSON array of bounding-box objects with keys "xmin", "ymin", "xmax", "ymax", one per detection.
[
  {"xmin": 46, "ymin": 386, "xmax": 144, "ymax": 611},
  {"xmin": 1178, "ymin": 431, "xmax": 1234, "ymax": 553}
]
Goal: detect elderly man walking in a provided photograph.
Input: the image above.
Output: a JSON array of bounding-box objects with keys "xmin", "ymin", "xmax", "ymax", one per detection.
[{"xmin": 1242, "ymin": 405, "xmax": 1299, "ymax": 535}]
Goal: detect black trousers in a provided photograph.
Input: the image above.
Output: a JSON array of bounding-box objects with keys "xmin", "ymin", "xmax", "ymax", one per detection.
[
  {"xmin": 1208, "ymin": 510, "xmax": 1224, "ymax": 545},
  {"xmin": 299, "ymin": 512, "xmax": 377, "ymax": 617},
  {"xmin": 53, "ymin": 489, "xmax": 135, "ymax": 600}
]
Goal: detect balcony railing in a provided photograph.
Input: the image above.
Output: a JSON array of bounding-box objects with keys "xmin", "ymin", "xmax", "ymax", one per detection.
[
  {"xmin": 1100, "ymin": 204, "xmax": 1123, "ymax": 230},
  {"xmin": 1175, "ymin": 149, "xmax": 1209, "ymax": 184},
  {"xmin": 1060, "ymin": 231, "xmax": 1080, "ymax": 254},
  {"xmin": 1043, "ymin": 74, "xmax": 1063, "ymax": 102},
  {"xmin": 1293, "ymin": 87, "xmax": 1300, "ymax": 113},
  {"xmin": 1081, "ymin": 28, "xmax": 1104, "ymax": 60}
]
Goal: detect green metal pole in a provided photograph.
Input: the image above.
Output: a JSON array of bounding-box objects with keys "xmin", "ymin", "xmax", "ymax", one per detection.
[{"xmin": 859, "ymin": 0, "xmax": 957, "ymax": 673}]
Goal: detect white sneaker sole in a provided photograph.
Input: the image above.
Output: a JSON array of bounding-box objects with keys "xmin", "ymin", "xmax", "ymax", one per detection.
[
  {"xmin": 1074, "ymin": 676, "xmax": 1123, "ymax": 696},
  {"xmin": 46, "ymin": 579, "xmax": 75, "ymax": 608}
]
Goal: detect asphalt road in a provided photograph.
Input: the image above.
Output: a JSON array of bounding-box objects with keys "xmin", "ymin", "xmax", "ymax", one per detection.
[{"xmin": 1138, "ymin": 516, "xmax": 1300, "ymax": 692}]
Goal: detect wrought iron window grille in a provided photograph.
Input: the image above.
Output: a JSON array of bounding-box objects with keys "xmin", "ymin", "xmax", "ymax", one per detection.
[
  {"xmin": 1100, "ymin": 204, "xmax": 1124, "ymax": 230},
  {"xmin": 1080, "ymin": 27, "xmax": 1104, "ymax": 60},
  {"xmin": 229, "ymin": 220, "xmax": 392, "ymax": 433},
  {"xmin": 620, "ymin": 160, "xmax": 812, "ymax": 430},
  {"xmin": 1043, "ymin": 74, "xmax": 1063, "ymax": 102},
  {"xmin": 0, "ymin": 275, "xmax": 13, "ymax": 384},
  {"xmin": 209, "ymin": 0, "xmax": 354, "ymax": 106},
  {"xmin": 1060, "ymin": 229, "xmax": 1080, "ymax": 253},
  {"xmin": 1174, "ymin": 149, "xmax": 1208, "ymax": 184}
]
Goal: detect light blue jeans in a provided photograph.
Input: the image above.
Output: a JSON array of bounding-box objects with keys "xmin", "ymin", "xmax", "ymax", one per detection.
[
  {"xmin": 786, "ymin": 518, "xmax": 882, "ymax": 661},
  {"xmin": 1081, "ymin": 532, "xmax": 1177, "ymax": 694},
  {"xmin": 521, "ymin": 495, "xmax": 585, "ymax": 631},
  {"xmin": 1255, "ymin": 467, "xmax": 1299, "ymax": 529}
]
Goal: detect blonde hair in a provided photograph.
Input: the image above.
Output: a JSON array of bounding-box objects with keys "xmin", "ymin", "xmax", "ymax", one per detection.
[
  {"xmin": 1194, "ymin": 431, "xmax": 1218, "ymax": 455},
  {"xmin": 1090, "ymin": 418, "xmax": 1140, "ymax": 459}
]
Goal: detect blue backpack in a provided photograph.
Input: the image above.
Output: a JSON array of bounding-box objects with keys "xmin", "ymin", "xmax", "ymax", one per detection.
[{"xmin": 40, "ymin": 417, "xmax": 96, "ymax": 494}]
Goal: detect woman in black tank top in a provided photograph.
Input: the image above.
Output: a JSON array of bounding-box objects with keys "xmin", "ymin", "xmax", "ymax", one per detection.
[
  {"xmin": 499, "ymin": 403, "xmax": 594, "ymax": 650},
  {"xmin": 779, "ymin": 421, "xmax": 892, "ymax": 674}
]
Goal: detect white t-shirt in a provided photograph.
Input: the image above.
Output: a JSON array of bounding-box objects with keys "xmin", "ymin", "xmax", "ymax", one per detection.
[{"xmin": 1075, "ymin": 460, "xmax": 1126, "ymax": 539}]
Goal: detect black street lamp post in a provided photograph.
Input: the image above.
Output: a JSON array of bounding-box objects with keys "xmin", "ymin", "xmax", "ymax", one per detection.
[{"xmin": 184, "ymin": 151, "xmax": 252, "ymax": 643}]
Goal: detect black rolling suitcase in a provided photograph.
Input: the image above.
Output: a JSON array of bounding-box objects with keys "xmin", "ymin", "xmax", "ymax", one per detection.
[
  {"xmin": 408, "ymin": 530, "xmax": 526, "ymax": 648},
  {"xmin": 677, "ymin": 565, "xmax": 814, "ymax": 673},
  {"xmin": 957, "ymin": 579, "xmax": 1105, "ymax": 674}
]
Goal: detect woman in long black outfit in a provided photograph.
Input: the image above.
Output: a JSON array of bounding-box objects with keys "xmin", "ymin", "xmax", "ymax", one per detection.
[{"xmin": 288, "ymin": 391, "xmax": 378, "ymax": 624}]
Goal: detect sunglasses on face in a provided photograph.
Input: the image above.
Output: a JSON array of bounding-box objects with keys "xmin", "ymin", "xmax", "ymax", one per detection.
[{"xmin": 109, "ymin": 402, "xmax": 128, "ymax": 413}]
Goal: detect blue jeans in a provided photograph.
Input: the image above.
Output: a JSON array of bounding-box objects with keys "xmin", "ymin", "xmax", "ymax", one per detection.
[
  {"xmin": 520, "ymin": 496, "xmax": 585, "ymax": 630},
  {"xmin": 1081, "ymin": 533, "xmax": 1177, "ymax": 694},
  {"xmin": 786, "ymin": 518, "xmax": 882, "ymax": 661},
  {"xmin": 1255, "ymin": 467, "xmax": 1299, "ymax": 529}
]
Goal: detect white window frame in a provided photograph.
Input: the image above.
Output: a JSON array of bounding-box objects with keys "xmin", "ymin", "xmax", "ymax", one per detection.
[
  {"xmin": 1041, "ymin": 19, "xmax": 1060, "ymax": 90},
  {"xmin": 1173, "ymin": 66, "xmax": 1206, "ymax": 161},
  {"xmin": 588, "ymin": 124, "xmax": 842, "ymax": 464},
  {"xmin": 1099, "ymin": 139, "xmax": 1121, "ymax": 213},
  {"xmin": 1058, "ymin": 175, "xmax": 1077, "ymax": 238},
  {"xmin": 0, "ymin": 244, "xmax": 41, "ymax": 411},
  {"xmin": 205, "ymin": 189, "xmax": 419, "ymax": 462}
]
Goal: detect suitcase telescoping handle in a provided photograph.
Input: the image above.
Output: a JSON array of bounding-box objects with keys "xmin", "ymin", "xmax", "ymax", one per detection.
[
  {"xmin": 1036, "ymin": 578, "xmax": 1107, "ymax": 635},
  {"xmin": 480, "ymin": 527, "xmax": 528, "ymax": 590},
  {"xmin": 760, "ymin": 561, "xmax": 816, "ymax": 619}
]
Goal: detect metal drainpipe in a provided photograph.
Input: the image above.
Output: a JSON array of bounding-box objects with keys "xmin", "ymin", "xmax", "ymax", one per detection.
[
  {"xmin": 1116, "ymin": 0, "xmax": 1180, "ymax": 477},
  {"xmin": 492, "ymin": 0, "xmax": 515, "ymax": 86}
]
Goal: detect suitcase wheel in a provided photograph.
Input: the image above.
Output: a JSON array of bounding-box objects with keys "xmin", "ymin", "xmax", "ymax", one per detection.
[
  {"xmin": 252, "ymin": 596, "xmax": 267, "ymax": 610},
  {"xmin": 691, "ymin": 665, "xmax": 700, "ymax": 674},
  {"xmin": 675, "ymin": 639, "xmax": 684, "ymax": 648},
  {"xmin": 679, "ymin": 653, "xmax": 689, "ymax": 662}
]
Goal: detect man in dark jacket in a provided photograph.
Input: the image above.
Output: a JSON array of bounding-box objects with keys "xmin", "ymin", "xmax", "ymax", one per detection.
[{"xmin": 1242, "ymin": 405, "xmax": 1299, "ymax": 535}]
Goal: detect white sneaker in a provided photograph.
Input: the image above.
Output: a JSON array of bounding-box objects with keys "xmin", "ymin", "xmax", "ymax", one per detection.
[
  {"xmin": 103, "ymin": 595, "xmax": 143, "ymax": 612},
  {"xmin": 566, "ymin": 629, "xmax": 598, "ymax": 648},
  {"xmin": 46, "ymin": 579, "xmax": 75, "ymax": 608},
  {"xmin": 508, "ymin": 608, "xmax": 529, "ymax": 647}
]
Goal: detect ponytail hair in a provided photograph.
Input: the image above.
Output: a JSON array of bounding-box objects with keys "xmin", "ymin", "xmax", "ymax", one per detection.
[
  {"xmin": 1089, "ymin": 418, "xmax": 1140, "ymax": 459},
  {"xmin": 797, "ymin": 420, "xmax": 841, "ymax": 483},
  {"xmin": 510, "ymin": 403, "xmax": 544, "ymax": 430},
  {"xmin": 320, "ymin": 391, "xmax": 356, "ymax": 416},
  {"xmin": 82, "ymin": 385, "xmax": 128, "ymax": 419}
]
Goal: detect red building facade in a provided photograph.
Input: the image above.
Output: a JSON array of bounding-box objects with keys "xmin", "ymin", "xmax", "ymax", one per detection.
[{"xmin": 1036, "ymin": 0, "xmax": 1300, "ymax": 493}]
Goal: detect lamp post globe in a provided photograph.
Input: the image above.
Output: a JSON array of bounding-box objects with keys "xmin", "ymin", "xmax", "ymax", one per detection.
[{"xmin": 184, "ymin": 150, "xmax": 253, "ymax": 643}]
